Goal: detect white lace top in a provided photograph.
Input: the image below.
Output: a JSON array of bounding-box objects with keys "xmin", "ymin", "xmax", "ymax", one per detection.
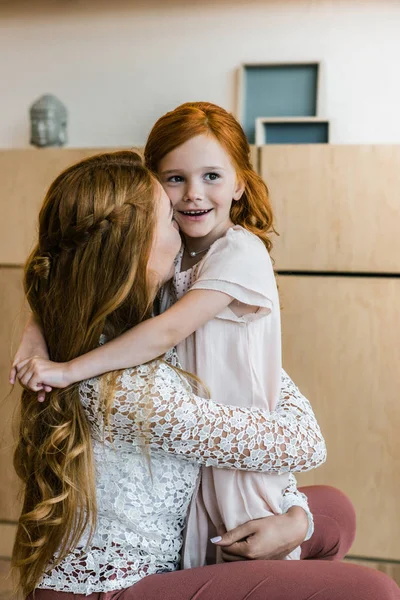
[{"xmin": 38, "ymin": 352, "xmax": 326, "ymax": 594}]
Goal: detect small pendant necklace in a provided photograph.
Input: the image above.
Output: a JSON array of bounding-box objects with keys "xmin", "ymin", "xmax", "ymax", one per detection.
[{"xmin": 185, "ymin": 245, "xmax": 210, "ymax": 258}]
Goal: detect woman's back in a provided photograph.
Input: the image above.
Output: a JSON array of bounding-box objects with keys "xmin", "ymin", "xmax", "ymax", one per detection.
[
  {"xmin": 35, "ymin": 353, "xmax": 325, "ymax": 593},
  {"xmin": 38, "ymin": 357, "xmax": 200, "ymax": 594}
]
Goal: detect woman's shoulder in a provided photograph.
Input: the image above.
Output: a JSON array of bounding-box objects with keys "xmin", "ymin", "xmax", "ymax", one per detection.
[
  {"xmin": 80, "ymin": 350, "xmax": 185, "ymax": 401},
  {"xmin": 122, "ymin": 358, "xmax": 182, "ymax": 383},
  {"xmin": 118, "ymin": 352, "xmax": 189, "ymax": 394}
]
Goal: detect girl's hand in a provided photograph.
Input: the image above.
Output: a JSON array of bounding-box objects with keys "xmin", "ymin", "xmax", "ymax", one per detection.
[
  {"xmin": 9, "ymin": 314, "xmax": 50, "ymax": 402},
  {"xmin": 211, "ymin": 506, "xmax": 308, "ymax": 561},
  {"xmin": 15, "ymin": 357, "xmax": 72, "ymax": 401}
]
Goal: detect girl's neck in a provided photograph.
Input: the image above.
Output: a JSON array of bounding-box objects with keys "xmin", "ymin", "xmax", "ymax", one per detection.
[
  {"xmin": 181, "ymin": 220, "xmax": 234, "ymax": 271},
  {"xmin": 184, "ymin": 220, "xmax": 233, "ymax": 253}
]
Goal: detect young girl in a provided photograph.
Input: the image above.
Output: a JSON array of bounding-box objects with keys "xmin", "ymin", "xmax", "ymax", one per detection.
[{"xmin": 14, "ymin": 103, "xmax": 317, "ymax": 567}]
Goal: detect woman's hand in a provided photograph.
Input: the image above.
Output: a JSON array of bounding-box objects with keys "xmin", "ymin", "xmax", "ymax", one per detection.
[
  {"xmin": 14, "ymin": 357, "xmax": 72, "ymax": 401},
  {"xmin": 212, "ymin": 506, "xmax": 308, "ymax": 562}
]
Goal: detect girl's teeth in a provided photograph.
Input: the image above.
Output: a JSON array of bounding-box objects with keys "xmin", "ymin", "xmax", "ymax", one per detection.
[{"xmin": 182, "ymin": 210, "xmax": 210, "ymax": 215}]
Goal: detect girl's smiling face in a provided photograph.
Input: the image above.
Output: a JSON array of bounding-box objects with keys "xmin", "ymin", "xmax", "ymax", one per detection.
[{"xmin": 158, "ymin": 134, "xmax": 244, "ymax": 247}]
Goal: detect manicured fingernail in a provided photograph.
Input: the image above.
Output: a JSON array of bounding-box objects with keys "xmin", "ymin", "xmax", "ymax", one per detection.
[{"xmin": 210, "ymin": 536, "xmax": 222, "ymax": 544}]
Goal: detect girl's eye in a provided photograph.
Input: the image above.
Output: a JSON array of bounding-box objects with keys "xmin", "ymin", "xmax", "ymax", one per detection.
[
  {"xmin": 167, "ymin": 175, "xmax": 184, "ymax": 183},
  {"xmin": 204, "ymin": 172, "xmax": 220, "ymax": 182}
]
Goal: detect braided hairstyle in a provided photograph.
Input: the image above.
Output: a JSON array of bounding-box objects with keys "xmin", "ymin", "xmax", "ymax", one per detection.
[
  {"xmin": 12, "ymin": 151, "xmax": 158, "ymax": 595},
  {"xmin": 145, "ymin": 101, "xmax": 277, "ymax": 253}
]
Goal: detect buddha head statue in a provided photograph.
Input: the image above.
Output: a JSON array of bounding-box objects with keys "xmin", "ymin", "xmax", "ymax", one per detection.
[{"xmin": 30, "ymin": 94, "xmax": 68, "ymax": 148}]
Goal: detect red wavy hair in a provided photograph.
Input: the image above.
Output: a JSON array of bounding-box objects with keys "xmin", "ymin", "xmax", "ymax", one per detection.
[{"xmin": 144, "ymin": 101, "xmax": 277, "ymax": 252}]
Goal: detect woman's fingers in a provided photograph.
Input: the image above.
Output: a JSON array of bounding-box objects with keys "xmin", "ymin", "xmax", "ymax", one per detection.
[
  {"xmin": 220, "ymin": 539, "xmax": 255, "ymax": 559},
  {"xmin": 211, "ymin": 516, "xmax": 294, "ymax": 561},
  {"xmin": 211, "ymin": 522, "xmax": 259, "ymax": 560},
  {"xmin": 212, "ymin": 521, "xmax": 255, "ymax": 547},
  {"xmin": 220, "ymin": 536, "xmax": 287, "ymax": 561},
  {"xmin": 220, "ymin": 550, "xmax": 247, "ymax": 562}
]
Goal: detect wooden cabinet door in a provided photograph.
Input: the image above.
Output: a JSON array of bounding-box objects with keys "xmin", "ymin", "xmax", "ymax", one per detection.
[
  {"xmin": 0, "ymin": 148, "xmax": 127, "ymax": 265},
  {"xmin": 260, "ymin": 145, "xmax": 400, "ymax": 273},
  {"xmin": 278, "ymin": 275, "xmax": 400, "ymax": 560},
  {"xmin": 0, "ymin": 268, "xmax": 26, "ymax": 563},
  {"xmin": 0, "ymin": 268, "xmax": 26, "ymax": 520}
]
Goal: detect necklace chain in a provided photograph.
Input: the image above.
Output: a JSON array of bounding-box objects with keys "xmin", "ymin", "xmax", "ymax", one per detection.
[{"xmin": 185, "ymin": 245, "xmax": 210, "ymax": 258}]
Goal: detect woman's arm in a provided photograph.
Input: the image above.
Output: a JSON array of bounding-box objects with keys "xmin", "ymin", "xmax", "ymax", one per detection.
[
  {"xmin": 15, "ymin": 289, "xmax": 233, "ymax": 391},
  {"xmin": 281, "ymin": 473, "xmax": 314, "ymax": 541},
  {"xmin": 82, "ymin": 360, "xmax": 327, "ymax": 474},
  {"xmin": 268, "ymin": 371, "xmax": 323, "ymax": 541},
  {"xmin": 211, "ymin": 506, "xmax": 309, "ymax": 561},
  {"xmin": 276, "ymin": 369, "xmax": 327, "ymax": 471}
]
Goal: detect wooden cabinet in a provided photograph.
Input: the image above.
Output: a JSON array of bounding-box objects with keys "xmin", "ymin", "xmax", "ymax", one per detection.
[
  {"xmin": 0, "ymin": 268, "xmax": 26, "ymax": 524},
  {"xmin": 261, "ymin": 145, "xmax": 400, "ymax": 273},
  {"xmin": 0, "ymin": 268, "xmax": 26, "ymax": 577},
  {"xmin": 278, "ymin": 275, "xmax": 400, "ymax": 560},
  {"xmin": 0, "ymin": 145, "xmax": 398, "ymax": 576},
  {"xmin": 259, "ymin": 146, "xmax": 400, "ymax": 562},
  {"xmin": 0, "ymin": 149, "xmax": 128, "ymax": 265}
]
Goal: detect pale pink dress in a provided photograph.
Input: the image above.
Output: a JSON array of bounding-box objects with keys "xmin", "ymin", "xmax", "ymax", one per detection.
[{"xmin": 161, "ymin": 226, "xmax": 300, "ymax": 566}]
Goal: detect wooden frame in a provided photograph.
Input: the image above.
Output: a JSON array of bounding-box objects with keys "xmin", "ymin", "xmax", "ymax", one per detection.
[
  {"xmin": 236, "ymin": 61, "xmax": 321, "ymax": 142},
  {"xmin": 255, "ymin": 117, "xmax": 329, "ymax": 146}
]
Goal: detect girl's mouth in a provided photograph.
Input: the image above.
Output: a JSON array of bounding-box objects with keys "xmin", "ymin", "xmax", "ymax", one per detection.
[{"xmin": 178, "ymin": 209, "xmax": 213, "ymax": 222}]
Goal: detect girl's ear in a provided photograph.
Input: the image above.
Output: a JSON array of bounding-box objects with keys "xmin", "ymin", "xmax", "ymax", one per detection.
[{"xmin": 233, "ymin": 179, "xmax": 245, "ymax": 202}]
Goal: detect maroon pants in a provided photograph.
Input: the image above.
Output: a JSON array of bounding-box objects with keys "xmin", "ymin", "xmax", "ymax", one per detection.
[{"xmin": 31, "ymin": 486, "xmax": 400, "ymax": 600}]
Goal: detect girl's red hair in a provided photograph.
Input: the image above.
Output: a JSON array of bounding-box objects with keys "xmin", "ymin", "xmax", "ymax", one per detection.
[{"xmin": 144, "ymin": 101, "xmax": 277, "ymax": 252}]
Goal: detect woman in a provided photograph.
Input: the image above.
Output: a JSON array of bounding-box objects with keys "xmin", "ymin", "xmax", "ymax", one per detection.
[
  {"xmin": 12, "ymin": 151, "xmax": 399, "ymax": 599},
  {"xmin": 15, "ymin": 101, "xmax": 329, "ymax": 568}
]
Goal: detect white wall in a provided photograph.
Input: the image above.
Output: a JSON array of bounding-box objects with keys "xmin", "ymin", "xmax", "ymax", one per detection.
[{"xmin": 1, "ymin": 0, "xmax": 400, "ymax": 148}]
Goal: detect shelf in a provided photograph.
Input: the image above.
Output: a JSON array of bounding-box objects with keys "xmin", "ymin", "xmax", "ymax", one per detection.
[{"xmin": 255, "ymin": 117, "xmax": 329, "ymax": 146}]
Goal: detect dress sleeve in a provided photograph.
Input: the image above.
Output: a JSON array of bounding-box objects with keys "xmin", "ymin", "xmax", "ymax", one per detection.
[
  {"xmin": 80, "ymin": 359, "xmax": 327, "ymax": 474},
  {"xmin": 190, "ymin": 227, "xmax": 276, "ymax": 321},
  {"xmin": 281, "ymin": 473, "xmax": 314, "ymax": 541}
]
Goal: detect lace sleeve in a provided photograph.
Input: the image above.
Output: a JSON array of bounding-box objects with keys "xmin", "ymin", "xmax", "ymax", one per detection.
[
  {"xmin": 276, "ymin": 368, "xmax": 327, "ymax": 471},
  {"xmin": 281, "ymin": 473, "xmax": 314, "ymax": 541},
  {"xmin": 81, "ymin": 360, "xmax": 326, "ymax": 474}
]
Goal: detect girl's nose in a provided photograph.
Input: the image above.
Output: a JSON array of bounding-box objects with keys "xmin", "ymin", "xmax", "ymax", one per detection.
[{"xmin": 184, "ymin": 181, "xmax": 203, "ymax": 202}]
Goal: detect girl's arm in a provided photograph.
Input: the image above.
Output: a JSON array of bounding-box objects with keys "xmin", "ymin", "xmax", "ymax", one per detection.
[
  {"xmin": 15, "ymin": 289, "xmax": 234, "ymax": 391},
  {"xmin": 10, "ymin": 314, "xmax": 50, "ymax": 389}
]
